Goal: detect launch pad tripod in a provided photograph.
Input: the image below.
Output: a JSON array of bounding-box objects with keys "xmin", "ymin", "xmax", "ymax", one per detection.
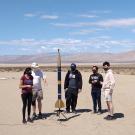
[{"xmin": 55, "ymin": 108, "xmax": 67, "ymax": 120}]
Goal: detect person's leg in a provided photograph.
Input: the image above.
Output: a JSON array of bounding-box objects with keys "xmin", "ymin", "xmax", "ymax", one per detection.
[
  {"xmin": 71, "ymin": 93, "xmax": 78, "ymax": 112},
  {"xmin": 37, "ymin": 90, "xmax": 43, "ymax": 116},
  {"xmin": 106, "ymin": 101, "xmax": 110, "ymax": 112},
  {"xmin": 108, "ymin": 101, "xmax": 114, "ymax": 116},
  {"xmin": 21, "ymin": 93, "xmax": 27, "ymax": 123},
  {"xmin": 27, "ymin": 93, "xmax": 32, "ymax": 118},
  {"xmin": 38, "ymin": 100, "xmax": 42, "ymax": 114},
  {"xmin": 105, "ymin": 92, "xmax": 115, "ymax": 120},
  {"xmin": 66, "ymin": 91, "xmax": 71, "ymax": 112},
  {"xmin": 74, "ymin": 94, "xmax": 78, "ymax": 111},
  {"xmin": 97, "ymin": 91, "xmax": 102, "ymax": 112},
  {"xmin": 32, "ymin": 91, "xmax": 37, "ymax": 116},
  {"xmin": 91, "ymin": 92, "xmax": 97, "ymax": 113}
]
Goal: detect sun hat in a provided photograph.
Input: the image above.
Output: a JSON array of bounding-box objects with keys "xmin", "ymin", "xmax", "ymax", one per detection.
[{"xmin": 31, "ymin": 62, "xmax": 39, "ymax": 68}]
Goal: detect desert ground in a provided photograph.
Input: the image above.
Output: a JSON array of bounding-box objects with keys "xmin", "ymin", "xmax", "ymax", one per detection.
[{"xmin": 0, "ymin": 70, "xmax": 135, "ymax": 135}]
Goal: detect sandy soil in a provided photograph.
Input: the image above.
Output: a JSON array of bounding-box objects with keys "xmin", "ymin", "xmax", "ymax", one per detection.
[{"xmin": 0, "ymin": 71, "xmax": 135, "ymax": 135}]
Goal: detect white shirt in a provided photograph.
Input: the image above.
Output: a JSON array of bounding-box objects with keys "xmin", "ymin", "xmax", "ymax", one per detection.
[
  {"xmin": 102, "ymin": 69, "xmax": 115, "ymax": 90},
  {"xmin": 32, "ymin": 69, "xmax": 46, "ymax": 91}
]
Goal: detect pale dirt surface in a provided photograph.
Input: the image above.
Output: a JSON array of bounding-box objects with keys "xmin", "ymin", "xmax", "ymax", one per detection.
[{"xmin": 0, "ymin": 71, "xmax": 135, "ymax": 135}]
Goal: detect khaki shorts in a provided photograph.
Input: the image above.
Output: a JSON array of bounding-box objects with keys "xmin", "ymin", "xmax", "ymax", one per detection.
[
  {"xmin": 104, "ymin": 90, "xmax": 112, "ymax": 102},
  {"xmin": 32, "ymin": 90, "xmax": 43, "ymax": 101}
]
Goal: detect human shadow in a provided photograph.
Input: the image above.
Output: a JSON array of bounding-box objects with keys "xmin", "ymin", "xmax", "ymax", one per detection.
[
  {"xmin": 32, "ymin": 112, "xmax": 56, "ymax": 121},
  {"xmin": 101, "ymin": 109, "xmax": 108, "ymax": 114},
  {"xmin": 58, "ymin": 114, "xmax": 81, "ymax": 122},
  {"xmin": 76, "ymin": 109, "xmax": 92, "ymax": 113},
  {"xmin": 113, "ymin": 113, "xmax": 124, "ymax": 119}
]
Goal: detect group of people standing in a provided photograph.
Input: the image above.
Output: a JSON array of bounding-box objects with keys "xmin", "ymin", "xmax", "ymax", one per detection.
[
  {"xmin": 19, "ymin": 62, "xmax": 46, "ymax": 124},
  {"xmin": 19, "ymin": 61, "xmax": 115, "ymax": 124},
  {"xmin": 64, "ymin": 61, "xmax": 115, "ymax": 120}
]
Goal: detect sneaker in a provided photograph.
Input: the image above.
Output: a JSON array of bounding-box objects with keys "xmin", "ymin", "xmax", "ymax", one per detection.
[
  {"xmin": 27, "ymin": 117, "xmax": 33, "ymax": 123},
  {"xmin": 72, "ymin": 110, "xmax": 77, "ymax": 114},
  {"xmin": 22, "ymin": 119, "xmax": 27, "ymax": 124},
  {"xmin": 104, "ymin": 115, "xmax": 111, "ymax": 119},
  {"xmin": 38, "ymin": 113, "xmax": 43, "ymax": 119},
  {"xmin": 92, "ymin": 110, "xmax": 97, "ymax": 114},
  {"xmin": 32, "ymin": 113, "xmax": 37, "ymax": 119},
  {"xmin": 97, "ymin": 110, "xmax": 102, "ymax": 115},
  {"xmin": 104, "ymin": 115, "xmax": 115, "ymax": 120},
  {"xmin": 66, "ymin": 109, "xmax": 70, "ymax": 113}
]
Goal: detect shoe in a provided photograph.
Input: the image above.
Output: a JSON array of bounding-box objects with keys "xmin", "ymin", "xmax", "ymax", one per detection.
[
  {"xmin": 32, "ymin": 113, "xmax": 37, "ymax": 120},
  {"xmin": 104, "ymin": 115, "xmax": 115, "ymax": 120},
  {"xmin": 66, "ymin": 109, "xmax": 70, "ymax": 113},
  {"xmin": 72, "ymin": 109, "xmax": 77, "ymax": 114},
  {"xmin": 104, "ymin": 115, "xmax": 110, "ymax": 119},
  {"xmin": 97, "ymin": 110, "xmax": 102, "ymax": 115},
  {"xmin": 22, "ymin": 119, "xmax": 27, "ymax": 124},
  {"xmin": 27, "ymin": 117, "xmax": 33, "ymax": 123},
  {"xmin": 38, "ymin": 113, "xmax": 43, "ymax": 119},
  {"xmin": 92, "ymin": 110, "xmax": 97, "ymax": 114}
]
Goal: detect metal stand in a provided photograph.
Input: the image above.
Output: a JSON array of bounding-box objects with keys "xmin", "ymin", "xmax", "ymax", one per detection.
[{"xmin": 55, "ymin": 109, "xmax": 67, "ymax": 120}]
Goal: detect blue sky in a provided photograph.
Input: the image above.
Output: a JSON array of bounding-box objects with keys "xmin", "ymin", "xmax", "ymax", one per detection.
[{"xmin": 1, "ymin": 0, "xmax": 135, "ymax": 55}]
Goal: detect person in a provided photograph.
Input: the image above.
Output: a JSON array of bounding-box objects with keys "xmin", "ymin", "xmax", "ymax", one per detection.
[
  {"xmin": 19, "ymin": 67, "xmax": 33, "ymax": 124},
  {"xmin": 31, "ymin": 62, "xmax": 47, "ymax": 119},
  {"xmin": 64, "ymin": 63, "xmax": 82, "ymax": 113},
  {"xmin": 102, "ymin": 61, "xmax": 115, "ymax": 120},
  {"xmin": 89, "ymin": 65, "xmax": 103, "ymax": 114}
]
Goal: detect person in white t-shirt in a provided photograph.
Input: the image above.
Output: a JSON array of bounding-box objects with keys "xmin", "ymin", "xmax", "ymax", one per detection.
[
  {"xmin": 31, "ymin": 62, "xmax": 47, "ymax": 119},
  {"xmin": 102, "ymin": 61, "xmax": 115, "ymax": 120}
]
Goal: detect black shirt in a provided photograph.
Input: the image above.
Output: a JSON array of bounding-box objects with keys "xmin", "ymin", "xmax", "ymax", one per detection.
[
  {"xmin": 64, "ymin": 70, "xmax": 82, "ymax": 90},
  {"xmin": 89, "ymin": 73, "xmax": 103, "ymax": 91}
]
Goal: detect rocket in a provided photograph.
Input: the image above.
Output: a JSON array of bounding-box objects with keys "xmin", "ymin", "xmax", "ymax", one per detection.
[{"xmin": 55, "ymin": 49, "xmax": 65, "ymax": 109}]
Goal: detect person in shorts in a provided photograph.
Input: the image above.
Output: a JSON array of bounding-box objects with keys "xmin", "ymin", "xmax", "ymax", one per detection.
[
  {"xmin": 102, "ymin": 61, "xmax": 115, "ymax": 120},
  {"xmin": 31, "ymin": 62, "xmax": 47, "ymax": 119}
]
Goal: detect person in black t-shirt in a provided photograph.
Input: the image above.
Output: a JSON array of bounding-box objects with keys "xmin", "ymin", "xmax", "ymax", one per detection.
[
  {"xmin": 89, "ymin": 65, "xmax": 103, "ymax": 114},
  {"xmin": 64, "ymin": 63, "xmax": 82, "ymax": 113}
]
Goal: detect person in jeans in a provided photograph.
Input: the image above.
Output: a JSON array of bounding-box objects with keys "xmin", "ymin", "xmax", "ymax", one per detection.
[
  {"xmin": 64, "ymin": 63, "xmax": 82, "ymax": 113},
  {"xmin": 89, "ymin": 65, "xmax": 103, "ymax": 114},
  {"xmin": 19, "ymin": 67, "xmax": 33, "ymax": 124}
]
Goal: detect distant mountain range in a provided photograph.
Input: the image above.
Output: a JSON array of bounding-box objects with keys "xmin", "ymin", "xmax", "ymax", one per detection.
[{"xmin": 0, "ymin": 51, "xmax": 135, "ymax": 64}]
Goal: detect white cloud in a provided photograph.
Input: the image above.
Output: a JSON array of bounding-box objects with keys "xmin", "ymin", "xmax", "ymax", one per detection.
[
  {"xmin": 24, "ymin": 12, "xmax": 59, "ymax": 20},
  {"xmin": 51, "ymin": 18, "xmax": 135, "ymax": 28},
  {"xmin": 24, "ymin": 13, "xmax": 36, "ymax": 17},
  {"xmin": 79, "ymin": 14, "xmax": 98, "ymax": 18},
  {"xmin": 96, "ymin": 18, "xmax": 135, "ymax": 27},
  {"xmin": 0, "ymin": 38, "xmax": 135, "ymax": 53},
  {"xmin": 40, "ymin": 15, "xmax": 59, "ymax": 20},
  {"xmin": 91, "ymin": 10, "xmax": 111, "ymax": 14},
  {"xmin": 69, "ymin": 28, "xmax": 103, "ymax": 35}
]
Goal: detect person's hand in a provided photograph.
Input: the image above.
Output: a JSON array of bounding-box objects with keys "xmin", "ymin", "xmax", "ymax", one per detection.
[
  {"xmin": 27, "ymin": 85, "xmax": 32, "ymax": 88},
  {"xmin": 92, "ymin": 80, "xmax": 97, "ymax": 83},
  {"xmin": 64, "ymin": 88, "xmax": 68, "ymax": 92},
  {"xmin": 78, "ymin": 89, "xmax": 82, "ymax": 93},
  {"xmin": 109, "ymin": 89, "xmax": 113, "ymax": 94}
]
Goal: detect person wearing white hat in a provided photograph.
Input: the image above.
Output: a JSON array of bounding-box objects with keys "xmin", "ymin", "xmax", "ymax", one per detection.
[{"xmin": 31, "ymin": 62, "xmax": 47, "ymax": 119}]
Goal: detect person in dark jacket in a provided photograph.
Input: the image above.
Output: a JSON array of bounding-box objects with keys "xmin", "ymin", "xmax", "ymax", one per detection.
[
  {"xmin": 89, "ymin": 65, "xmax": 103, "ymax": 114},
  {"xmin": 64, "ymin": 63, "xmax": 82, "ymax": 113}
]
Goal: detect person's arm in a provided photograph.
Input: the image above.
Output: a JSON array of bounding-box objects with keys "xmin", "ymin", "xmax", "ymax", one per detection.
[
  {"xmin": 99, "ymin": 74, "xmax": 103, "ymax": 85},
  {"xmin": 89, "ymin": 75, "xmax": 92, "ymax": 84},
  {"xmin": 64, "ymin": 71, "xmax": 70, "ymax": 90},
  {"xmin": 41, "ymin": 71, "xmax": 47, "ymax": 85},
  {"xmin": 19, "ymin": 80, "xmax": 32, "ymax": 89},
  {"xmin": 109, "ymin": 72, "xmax": 115, "ymax": 90},
  {"xmin": 78, "ymin": 71, "xmax": 82, "ymax": 90}
]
